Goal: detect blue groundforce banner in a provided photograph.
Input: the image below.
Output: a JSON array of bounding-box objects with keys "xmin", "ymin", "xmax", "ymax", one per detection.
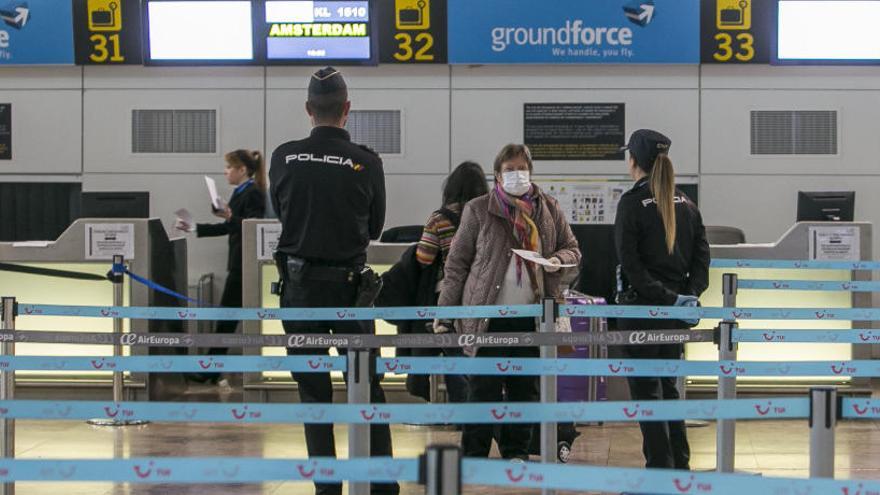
[
  {"xmin": 448, "ymin": 0, "xmax": 700, "ymax": 64},
  {"xmin": 0, "ymin": 1, "xmax": 74, "ymax": 64}
]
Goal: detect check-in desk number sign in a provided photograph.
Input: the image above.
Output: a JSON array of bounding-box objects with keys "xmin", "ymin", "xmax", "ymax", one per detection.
[
  {"xmin": 74, "ymin": 0, "xmax": 143, "ymax": 65},
  {"xmin": 701, "ymin": 0, "xmax": 769, "ymax": 64},
  {"xmin": 380, "ymin": 0, "xmax": 447, "ymax": 63}
]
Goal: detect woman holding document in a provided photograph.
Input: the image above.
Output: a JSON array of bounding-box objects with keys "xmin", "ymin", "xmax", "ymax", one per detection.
[
  {"xmin": 176, "ymin": 150, "xmax": 267, "ymax": 385},
  {"xmin": 437, "ymin": 143, "xmax": 580, "ymax": 459}
]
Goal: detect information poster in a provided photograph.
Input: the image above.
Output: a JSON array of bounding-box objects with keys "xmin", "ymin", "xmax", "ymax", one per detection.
[
  {"xmin": 538, "ymin": 180, "xmax": 628, "ymax": 225},
  {"xmin": 378, "ymin": 0, "xmax": 447, "ymax": 63},
  {"xmin": 448, "ymin": 0, "xmax": 700, "ymax": 64},
  {"xmin": 85, "ymin": 223, "xmax": 135, "ymax": 260},
  {"xmin": 0, "ymin": 0, "xmax": 74, "ymax": 64},
  {"xmin": 257, "ymin": 223, "xmax": 282, "ymax": 261},
  {"xmin": 524, "ymin": 103, "xmax": 625, "ymax": 161},
  {"xmin": 701, "ymin": 0, "xmax": 773, "ymax": 64},
  {"xmin": 0, "ymin": 104, "xmax": 9, "ymax": 160},
  {"xmin": 809, "ymin": 226, "xmax": 860, "ymax": 262},
  {"xmin": 73, "ymin": 0, "xmax": 143, "ymax": 65}
]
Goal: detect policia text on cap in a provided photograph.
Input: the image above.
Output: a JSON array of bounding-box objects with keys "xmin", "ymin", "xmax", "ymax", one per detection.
[{"xmin": 269, "ymin": 67, "xmax": 398, "ymax": 495}]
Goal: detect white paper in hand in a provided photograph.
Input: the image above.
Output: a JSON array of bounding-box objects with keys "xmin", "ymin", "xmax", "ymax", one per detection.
[
  {"xmin": 204, "ymin": 176, "xmax": 226, "ymax": 210},
  {"xmin": 512, "ymin": 249, "xmax": 577, "ymax": 268},
  {"xmin": 174, "ymin": 208, "xmax": 193, "ymax": 225}
]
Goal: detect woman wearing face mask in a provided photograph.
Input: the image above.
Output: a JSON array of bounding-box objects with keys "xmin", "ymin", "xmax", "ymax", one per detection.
[
  {"xmin": 614, "ymin": 129, "xmax": 710, "ymax": 471},
  {"xmin": 176, "ymin": 149, "xmax": 267, "ymax": 385},
  {"xmin": 437, "ymin": 144, "xmax": 581, "ymax": 460}
]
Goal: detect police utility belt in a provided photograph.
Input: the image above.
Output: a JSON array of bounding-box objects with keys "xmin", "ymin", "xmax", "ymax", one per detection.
[{"xmin": 272, "ymin": 253, "xmax": 382, "ymax": 307}]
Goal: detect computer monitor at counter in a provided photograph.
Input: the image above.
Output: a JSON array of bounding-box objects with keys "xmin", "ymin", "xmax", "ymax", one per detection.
[
  {"xmin": 796, "ymin": 191, "xmax": 855, "ymax": 222},
  {"xmin": 80, "ymin": 192, "xmax": 150, "ymax": 219}
]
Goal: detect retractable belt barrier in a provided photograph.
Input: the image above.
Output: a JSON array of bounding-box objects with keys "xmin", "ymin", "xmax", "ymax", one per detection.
[
  {"xmin": 2, "ymin": 355, "xmax": 878, "ymax": 377},
  {"xmin": 711, "ymin": 258, "xmax": 880, "ymax": 270},
  {"xmin": 735, "ymin": 329, "xmax": 880, "ymax": 344},
  {"xmin": 738, "ymin": 279, "xmax": 880, "ymax": 292},
  {"xmin": 0, "ymin": 398, "xmax": 809, "ymax": 423},
  {"xmin": 17, "ymin": 303, "xmax": 880, "ymax": 321}
]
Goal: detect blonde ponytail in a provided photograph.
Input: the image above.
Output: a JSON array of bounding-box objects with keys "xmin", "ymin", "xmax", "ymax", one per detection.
[
  {"xmin": 650, "ymin": 154, "xmax": 676, "ymax": 254},
  {"xmin": 251, "ymin": 150, "xmax": 267, "ymax": 192}
]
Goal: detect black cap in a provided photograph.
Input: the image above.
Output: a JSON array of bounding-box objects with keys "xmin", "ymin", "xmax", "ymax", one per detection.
[
  {"xmin": 308, "ymin": 67, "xmax": 347, "ymax": 98},
  {"xmin": 621, "ymin": 129, "xmax": 672, "ymax": 172}
]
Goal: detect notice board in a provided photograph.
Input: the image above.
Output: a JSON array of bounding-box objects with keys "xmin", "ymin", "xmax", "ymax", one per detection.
[{"xmin": 524, "ymin": 103, "xmax": 625, "ymax": 161}]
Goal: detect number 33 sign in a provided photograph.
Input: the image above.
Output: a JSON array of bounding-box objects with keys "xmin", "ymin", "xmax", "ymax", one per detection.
[
  {"xmin": 379, "ymin": 0, "xmax": 447, "ymax": 64},
  {"xmin": 73, "ymin": 0, "xmax": 143, "ymax": 65},
  {"xmin": 701, "ymin": 0, "xmax": 771, "ymax": 64}
]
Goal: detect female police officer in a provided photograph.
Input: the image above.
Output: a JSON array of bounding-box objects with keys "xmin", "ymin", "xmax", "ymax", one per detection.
[{"xmin": 614, "ymin": 129, "xmax": 710, "ymax": 470}]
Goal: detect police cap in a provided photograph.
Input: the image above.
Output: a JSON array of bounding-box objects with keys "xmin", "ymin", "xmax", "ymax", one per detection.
[
  {"xmin": 621, "ymin": 129, "xmax": 671, "ymax": 172},
  {"xmin": 308, "ymin": 67, "xmax": 347, "ymax": 98}
]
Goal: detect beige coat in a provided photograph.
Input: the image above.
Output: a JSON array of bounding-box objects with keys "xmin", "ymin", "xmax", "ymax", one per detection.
[{"xmin": 438, "ymin": 187, "xmax": 581, "ymax": 335}]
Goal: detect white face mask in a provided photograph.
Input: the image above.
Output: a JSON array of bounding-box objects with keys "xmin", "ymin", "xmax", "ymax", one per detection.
[{"xmin": 501, "ymin": 170, "xmax": 530, "ymax": 196}]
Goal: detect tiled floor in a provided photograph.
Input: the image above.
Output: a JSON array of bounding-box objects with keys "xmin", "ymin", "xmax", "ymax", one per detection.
[{"xmin": 8, "ymin": 387, "xmax": 880, "ymax": 495}]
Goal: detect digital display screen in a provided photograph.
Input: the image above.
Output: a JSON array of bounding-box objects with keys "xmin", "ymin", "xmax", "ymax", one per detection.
[
  {"xmin": 264, "ymin": 0, "xmax": 376, "ymax": 64},
  {"xmin": 145, "ymin": 0, "xmax": 255, "ymax": 62},
  {"xmin": 777, "ymin": 0, "xmax": 880, "ymax": 63}
]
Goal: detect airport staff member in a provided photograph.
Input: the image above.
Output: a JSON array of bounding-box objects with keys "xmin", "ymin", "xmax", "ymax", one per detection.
[
  {"xmin": 614, "ymin": 129, "xmax": 710, "ymax": 471},
  {"xmin": 269, "ymin": 67, "xmax": 397, "ymax": 495}
]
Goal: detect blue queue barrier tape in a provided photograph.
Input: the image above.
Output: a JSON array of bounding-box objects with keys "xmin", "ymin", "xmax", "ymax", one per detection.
[
  {"xmin": 18, "ymin": 304, "xmax": 543, "ymax": 321},
  {"xmin": 711, "ymin": 259, "xmax": 880, "ymax": 270},
  {"xmin": 735, "ymin": 329, "xmax": 880, "ymax": 344},
  {"xmin": 738, "ymin": 279, "xmax": 880, "ymax": 292},
  {"xmin": 379, "ymin": 357, "xmax": 880, "ymax": 377},
  {"xmin": 0, "ymin": 356, "xmax": 346, "ymax": 373},
  {"xmin": 463, "ymin": 458, "xmax": 880, "ymax": 495},
  {"xmin": 0, "ymin": 457, "xmax": 417, "ymax": 483},
  {"xmin": 0, "ymin": 398, "xmax": 809, "ymax": 424},
  {"xmin": 842, "ymin": 398, "xmax": 880, "ymax": 419},
  {"xmin": 21, "ymin": 303, "xmax": 880, "ymax": 321}
]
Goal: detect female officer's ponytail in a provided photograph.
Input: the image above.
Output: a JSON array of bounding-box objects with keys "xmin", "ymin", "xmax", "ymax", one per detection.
[
  {"xmin": 226, "ymin": 150, "xmax": 267, "ymax": 191},
  {"xmin": 650, "ymin": 154, "xmax": 676, "ymax": 254}
]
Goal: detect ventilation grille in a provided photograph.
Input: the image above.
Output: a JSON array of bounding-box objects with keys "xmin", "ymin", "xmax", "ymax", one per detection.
[
  {"xmin": 750, "ymin": 110, "xmax": 837, "ymax": 155},
  {"xmin": 132, "ymin": 110, "xmax": 217, "ymax": 154},
  {"xmin": 346, "ymin": 110, "xmax": 401, "ymax": 155}
]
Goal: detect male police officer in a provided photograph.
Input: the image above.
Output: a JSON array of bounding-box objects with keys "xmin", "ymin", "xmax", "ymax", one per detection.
[{"xmin": 269, "ymin": 67, "xmax": 397, "ymax": 495}]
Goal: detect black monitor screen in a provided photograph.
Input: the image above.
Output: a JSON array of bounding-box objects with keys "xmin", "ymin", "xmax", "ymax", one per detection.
[
  {"xmin": 796, "ymin": 191, "xmax": 855, "ymax": 222},
  {"xmin": 81, "ymin": 192, "xmax": 150, "ymax": 219}
]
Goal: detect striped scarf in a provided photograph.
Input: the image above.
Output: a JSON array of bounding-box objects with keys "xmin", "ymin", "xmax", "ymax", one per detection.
[{"xmin": 494, "ymin": 183, "xmax": 539, "ymax": 288}]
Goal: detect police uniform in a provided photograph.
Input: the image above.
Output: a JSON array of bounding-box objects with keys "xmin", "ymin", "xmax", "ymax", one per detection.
[
  {"xmin": 269, "ymin": 68, "xmax": 396, "ymax": 495},
  {"xmin": 614, "ymin": 130, "xmax": 710, "ymax": 470}
]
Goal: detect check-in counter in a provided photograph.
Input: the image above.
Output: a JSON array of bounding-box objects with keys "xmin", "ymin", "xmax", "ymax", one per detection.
[
  {"xmin": 241, "ymin": 219, "xmax": 410, "ymax": 402},
  {"xmin": 0, "ymin": 218, "xmax": 187, "ymax": 400},
  {"xmin": 692, "ymin": 221, "xmax": 873, "ymax": 394}
]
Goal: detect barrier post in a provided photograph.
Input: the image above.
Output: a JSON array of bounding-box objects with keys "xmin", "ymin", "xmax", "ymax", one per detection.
[
  {"xmin": 716, "ymin": 273, "xmax": 738, "ymax": 473},
  {"xmin": 347, "ymin": 348, "xmax": 371, "ymax": 495},
  {"xmin": 809, "ymin": 387, "xmax": 837, "ymax": 478},
  {"xmin": 1, "ymin": 297, "xmax": 15, "ymax": 495},
  {"xmin": 419, "ymin": 445, "xmax": 462, "ymax": 495},
  {"xmin": 539, "ymin": 297, "xmax": 557, "ymax": 495}
]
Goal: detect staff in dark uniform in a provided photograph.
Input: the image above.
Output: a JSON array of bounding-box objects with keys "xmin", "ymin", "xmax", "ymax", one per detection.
[
  {"xmin": 614, "ymin": 129, "xmax": 710, "ymax": 470},
  {"xmin": 269, "ymin": 67, "xmax": 397, "ymax": 495}
]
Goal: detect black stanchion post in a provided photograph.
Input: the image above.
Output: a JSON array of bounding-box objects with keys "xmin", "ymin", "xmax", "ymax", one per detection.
[
  {"xmin": 347, "ymin": 348, "xmax": 371, "ymax": 495},
  {"xmin": 539, "ymin": 297, "xmax": 557, "ymax": 495},
  {"xmin": 716, "ymin": 273, "xmax": 738, "ymax": 473},
  {"xmin": 419, "ymin": 445, "xmax": 462, "ymax": 495},
  {"xmin": 1, "ymin": 297, "xmax": 15, "ymax": 495},
  {"xmin": 809, "ymin": 387, "xmax": 837, "ymax": 478}
]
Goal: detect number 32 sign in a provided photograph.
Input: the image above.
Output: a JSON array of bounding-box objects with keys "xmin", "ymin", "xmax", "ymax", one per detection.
[
  {"xmin": 73, "ymin": 0, "xmax": 143, "ymax": 65},
  {"xmin": 379, "ymin": 0, "xmax": 447, "ymax": 64}
]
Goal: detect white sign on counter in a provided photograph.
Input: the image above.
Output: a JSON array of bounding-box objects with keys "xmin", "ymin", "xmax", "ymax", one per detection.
[
  {"xmin": 537, "ymin": 180, "xmax": 629, "ymax": 225},
  {"xmin": 257, "ymin": 223, "xmax": 282, "ymax": 261},
  {"xmin": 85, "ymin": 223, "xmax": 135, "ymax": 260},
  {"xmin": 809, "ymin": 226, "xmax": 860, "ymax": 261}
]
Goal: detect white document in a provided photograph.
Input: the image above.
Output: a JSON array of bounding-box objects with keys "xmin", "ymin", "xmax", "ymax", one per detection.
[
  {"xmin": 12, "ymin": 241, "xmax": 52, "ymax": 248},
  {"xmin": 809, "ymin": 226, "xmax": 860, "ymax": 261},
  {"xmin": 173, "ymin": 208, "xmax": 193, "ymax": 225},
  {"xmin": 512, "ymin": 249, "xmax": 577, "ymax": 268},
  {"xmin": 85, "ymin": 223, "xmax": 135, "ymax": 260},
  {"xmin": 204, "ymin": 176, "xmax": 226, "ymax": 210},
  {"xmin": 257, "ymin": 223, "xmax": 283, "ymax": 261}
]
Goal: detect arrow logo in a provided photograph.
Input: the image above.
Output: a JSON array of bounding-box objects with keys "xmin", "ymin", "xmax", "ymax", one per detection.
[{"xmin": 624, "ymin": 1, "xmax": 656, "ymax": 27}]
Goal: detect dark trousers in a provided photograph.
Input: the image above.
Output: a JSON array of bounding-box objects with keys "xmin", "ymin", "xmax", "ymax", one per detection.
[
  {"xmin": 462, "ymin": 317, "xmax": 538, "ymax": 459},
  {"xmin": 623, "ymin": 334, "xmax": 690, "ymax": 470},
  {"xmin": 208, "ymin": 270, "xmax": 242, "ymax": 356},
  {"xmin": 281, "ymin": 275, "xmax": 399, "ymax": 495}
]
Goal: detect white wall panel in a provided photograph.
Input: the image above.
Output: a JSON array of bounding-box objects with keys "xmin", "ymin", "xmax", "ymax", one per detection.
[
  {"xmin": 83, "ymin": 66, "xmax": 264, "ymax": 89},
  {"xmin": 384, "ymin": 174, "xmax": 447, "ymax": 228},
  {"xmin": 452, "ymin": 65, "xmax": 699, "ymax": 89},
  {"xmin": 0, "ymin": 67, "xmax": 82, "ymax": 90},
  {"xmin": 702, "ymin": 65, "xmax": 880, "ymax": 90},
  {"xmin": 266, "ymin": 89, "xmax": 450, "ymax": 175},
  {"xmin": 701, "ymin": 90, "xmax": 880, "ymax": 175},
  {"xmin": 267, "ymin": 65, "xmax": 450, "ymax": 89},
  {"xmin": 83, "ymin": 89, "xmax": 264, "ymax": 174},
  {"xmin": 701, "ymin": 175, "xmax": 880, "ymax": 258},
  {"xmin": 0, "ymin": 90, "xmax": 82, "ymax": 174},
  {"xmin": 451, "ymin": 89, "xmax": 699, "ymax": 176}
]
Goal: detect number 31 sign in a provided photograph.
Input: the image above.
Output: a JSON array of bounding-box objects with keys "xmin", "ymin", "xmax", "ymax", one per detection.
[{"xmin": 73, "ymin": 0, "xmax": 143, "ymax": 65}]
